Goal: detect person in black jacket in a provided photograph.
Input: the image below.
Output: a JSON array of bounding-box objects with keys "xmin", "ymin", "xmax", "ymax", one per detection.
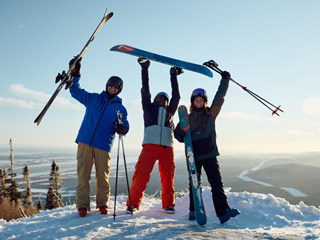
[
  {"xmin": 174, "ymin": 71, "xmax": 240, "ymax": 224},
  {"xmin": 126, "ymin": 58, "xmax": 182, "ymax": 214}
]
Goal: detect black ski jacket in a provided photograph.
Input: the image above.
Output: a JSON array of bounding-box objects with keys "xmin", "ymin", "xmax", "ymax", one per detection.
[{"xmin": 174, "ymin": 78, "xmax": 229, "ymax": 160}]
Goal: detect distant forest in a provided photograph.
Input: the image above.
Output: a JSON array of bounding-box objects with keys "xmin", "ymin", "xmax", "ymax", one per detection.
[{"xmin": 0, "ymin": 139, "xmax": 63, "ymax": 221}]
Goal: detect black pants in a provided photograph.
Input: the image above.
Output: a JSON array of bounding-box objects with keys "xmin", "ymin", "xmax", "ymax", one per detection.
[{"xmin": 188, "ymin": 156, "xmax": 230, "ymax": 217}]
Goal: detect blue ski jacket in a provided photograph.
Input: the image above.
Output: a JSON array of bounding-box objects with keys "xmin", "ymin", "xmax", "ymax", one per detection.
[
  {"xmin": 69, "ymin": 76, "xmax": 129, "ymax": 152},
  {"xmin": 141, "ymin": 68, "xmax": 180, "ymax": 148}
]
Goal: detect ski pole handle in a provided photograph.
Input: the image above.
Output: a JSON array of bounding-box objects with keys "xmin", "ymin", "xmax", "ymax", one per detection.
[{"xmin": 116, "ymin": 110, "xmax": 123, "ymax": 125}]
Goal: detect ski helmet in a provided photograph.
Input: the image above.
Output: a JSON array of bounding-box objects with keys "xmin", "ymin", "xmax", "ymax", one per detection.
[
  {"xmin": 106, "ymin": 76, "xmax": 123, "ymax": 95},
  {"xmin": 190, "ymin": 88, "xmax": 208, "ymax": 103},
  {"xmin": 154, "ymin": 92, "xmax": 169, "ymax": 103}
]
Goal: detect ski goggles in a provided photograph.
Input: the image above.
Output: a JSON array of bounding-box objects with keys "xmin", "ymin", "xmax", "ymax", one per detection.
[{"xmin": 192, "ymin": 88, "xmax": 207, "ymax": 97}]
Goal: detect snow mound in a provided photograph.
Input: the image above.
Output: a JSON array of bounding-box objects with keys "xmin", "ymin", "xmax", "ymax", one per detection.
[{"xmin": 1, "ymin": 188, "xmax": 320, "ymax": 239}]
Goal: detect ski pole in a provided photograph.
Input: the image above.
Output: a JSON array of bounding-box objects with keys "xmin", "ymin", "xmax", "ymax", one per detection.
[
  {"xmin": 113, "ymin": 110, "xmax": 124, "ymax": 221},
  {"xmin": 113, "ymin": 133, "xmax": 120, "ymax": 221},
  {"xmin": 203, "ymin": 60, "xmax": 283, "ymax": 116},
  {"xmin": 121, "ymin": 134, "xmax": 133, "ymax": 215}
]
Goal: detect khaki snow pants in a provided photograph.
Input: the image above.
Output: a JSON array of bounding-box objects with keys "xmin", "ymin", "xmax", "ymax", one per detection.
[{"xmin": 76, "ymin": 142, "xmax": 111, "ymax": 211}]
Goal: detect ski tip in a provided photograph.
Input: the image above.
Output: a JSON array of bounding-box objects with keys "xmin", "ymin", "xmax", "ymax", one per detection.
[
  {"xmin": 108, "ymin": 12, "xmax": 114, "ymax": 18},
  {"xmin": 103, "ymin": 8, "xmax": 113, "ymax": 17},
  {"xmin": 178, "ymin": 105, "xmax": 187, "ymax": 112},
  {"xmin": 102, "ymin": 10, "xmax": 113, "ymax": 22},
  {"xmin": 110, "ymin": 44, "xmax": 134, "ymax": 52}
]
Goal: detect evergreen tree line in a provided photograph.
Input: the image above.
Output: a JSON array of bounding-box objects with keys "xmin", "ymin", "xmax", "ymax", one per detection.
[{"xmin": 0, "ymin": 139, "xmax": 63, "ymax": 221}]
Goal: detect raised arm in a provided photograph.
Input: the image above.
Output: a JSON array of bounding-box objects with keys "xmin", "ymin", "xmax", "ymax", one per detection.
[
  {"xmin": 139, "ymin": 58, "xmax": 152, "ymax": 111},
  {"xmin": 210, "ymin": 71, "xmax": 231, "ymax": 118},
  {"xmin": 167, "ymin": 67, "xmax": 182, "ymax": 114}
]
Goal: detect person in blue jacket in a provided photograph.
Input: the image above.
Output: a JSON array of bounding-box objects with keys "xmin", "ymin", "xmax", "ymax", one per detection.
[{"xmin": 68, "ymin": 57, "xmax": 129, "ymax": 217}]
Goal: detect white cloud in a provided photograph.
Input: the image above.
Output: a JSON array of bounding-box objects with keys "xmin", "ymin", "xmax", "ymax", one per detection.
[
  {"xmin": 299, "ymin": 141, "xmax": 317, "ymax": 144},
  {"xmin": 178, "ymin": 100, "xmax": 190, "ymax": 108},
  {"xmin": 0, "ymin": 97, "xmax": 43, "ymax": 109},
  {"xmin": 9, "ymin": 84, "xmax": 49, "ymax": 102},
  {"xmin": 131, "ymin": 99, "xmax": 142, "ymax": 112},
  {"xmin": 130, "ymin": 99, "xmax": 191, "ymax": 112},
  {"xmin": 286, "ymin": 130, "xmax": 314, "ymax": 135},
  {"xmin": 220, "ymin": 112, "xmax": 271, "ymax": 121},
  {"xmin": 302, "ymin": 97, "xmax": 320, "ymax": 116},
  {"xmin": 1, "ymin": 84, "xmax": 81, "ymax": 110}
]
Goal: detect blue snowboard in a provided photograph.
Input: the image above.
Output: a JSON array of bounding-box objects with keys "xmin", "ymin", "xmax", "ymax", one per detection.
[
  {"xmin": 178, "ymin": 105, "xmax": 207, "ymax": 225},
  {"xmin": 110, "ymin": 44, "xmax": 213, "ymax": 78}
]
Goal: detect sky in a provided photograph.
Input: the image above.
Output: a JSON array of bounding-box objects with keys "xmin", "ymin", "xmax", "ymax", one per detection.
[
  {"xmin": 0, "ymin": 0, "xmax": 320, "ymax": 155},
  {"xmin": 1, "ymin": 188, "xmax": 320, "ymax": 239}
]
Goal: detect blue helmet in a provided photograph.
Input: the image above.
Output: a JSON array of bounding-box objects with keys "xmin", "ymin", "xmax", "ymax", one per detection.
[{"xmin": 154, "ymin": 92, "xmax": 169, "ymax": 102}]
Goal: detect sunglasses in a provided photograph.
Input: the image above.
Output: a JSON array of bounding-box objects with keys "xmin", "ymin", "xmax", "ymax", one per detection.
[
  {"xmin": 108, "ymin": 83, "xmax": 120, "ymax": 89},
  {"xmin": 192, "ymin": 88, "xmax": 207, "ymax": 97}
]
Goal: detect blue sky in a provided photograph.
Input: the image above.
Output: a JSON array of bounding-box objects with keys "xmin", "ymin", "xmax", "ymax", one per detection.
[{"xmin": 0, "ymin": 0, "xmax": 319, "ymax": 154}]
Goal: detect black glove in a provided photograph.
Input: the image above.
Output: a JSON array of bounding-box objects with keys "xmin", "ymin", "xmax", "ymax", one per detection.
[
  {"xmin": 180, "ymin": 129, "xmax": 185, "ymax": 139},
  {"xmin": 115, "ymin": 123, "xmax": 127, "ymax": 135},
  {"xmin": 170, "ymin": 66, "xmax": 183, "ymax": 76},
  {"xmin": 138, "ymin": 57, "xmax": 150, "ymax": 69},
  {"xmin": 69, "ymin": 56, "xmax": 82, "ymax": 77},
  {"xmin": 220, "ymin": 71, "xmax": 231, "ymax": 79}
]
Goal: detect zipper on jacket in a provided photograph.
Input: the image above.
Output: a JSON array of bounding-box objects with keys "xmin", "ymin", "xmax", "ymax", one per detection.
[
  {"xmin": 90, "ymin": 99, "xmax": 110, "ymax": 146},
  {"xmin": 158, "ymin": 107, "xmax": 166, "ymax": 146}
]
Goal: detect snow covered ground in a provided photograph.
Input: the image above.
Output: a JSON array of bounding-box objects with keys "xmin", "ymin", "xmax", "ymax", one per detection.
[{"xmin": 1, "ymin": 188, "xmax": 320, "ymax": 239}]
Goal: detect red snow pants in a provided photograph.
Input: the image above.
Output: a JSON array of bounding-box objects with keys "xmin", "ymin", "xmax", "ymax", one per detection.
[{"xmin": 126, "ymin": 144, "xmax": 175, "ymax": 210}]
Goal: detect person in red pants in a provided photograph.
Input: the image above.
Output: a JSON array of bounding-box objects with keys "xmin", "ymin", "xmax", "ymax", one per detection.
[{"xmin": 126, "ymin": 58, "xmax": 182, "ymax": 214}]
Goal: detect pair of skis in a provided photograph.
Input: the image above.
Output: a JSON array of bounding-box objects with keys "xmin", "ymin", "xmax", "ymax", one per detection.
[
  {"xmin": 178, "ymin": 106, "xmax": 207, "ymax": 226},
  {"xmin": 34, "ymin": 9, "xmax": 113, "ymax": 126}
]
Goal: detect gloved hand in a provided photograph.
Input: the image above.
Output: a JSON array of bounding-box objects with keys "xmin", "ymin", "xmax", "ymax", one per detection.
[
  {"xmin": 69, "ymin": 56, "xmax": 82, "ymax": 77},
  {"xmin": 220, "ymin": 71, "xmax": 231, "ymax": 79},
  {"xmin": 115, "ymin": 123, "xmax": 127, "ymax": 135},
  {"xmin": 180, "ymin": 129, "xmax": 185, "ymax": 139},
  {"xmin": 170, "ymin": 66, "xmax": 183, "ymax": 76},
  {"xmin": 138, "ymin": 57, "xmax": 150, "ymax": 69}
]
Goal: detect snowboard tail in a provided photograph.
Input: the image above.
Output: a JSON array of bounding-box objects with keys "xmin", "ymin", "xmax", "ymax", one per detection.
[{"xmin": 110, "ymin": 44, "xmax": 213, "ymax": 78}]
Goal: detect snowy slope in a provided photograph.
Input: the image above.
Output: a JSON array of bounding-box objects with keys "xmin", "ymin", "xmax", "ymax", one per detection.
[{"xmin": 1, "ymin": 188, "xmax": 320, "ymax": 239}]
